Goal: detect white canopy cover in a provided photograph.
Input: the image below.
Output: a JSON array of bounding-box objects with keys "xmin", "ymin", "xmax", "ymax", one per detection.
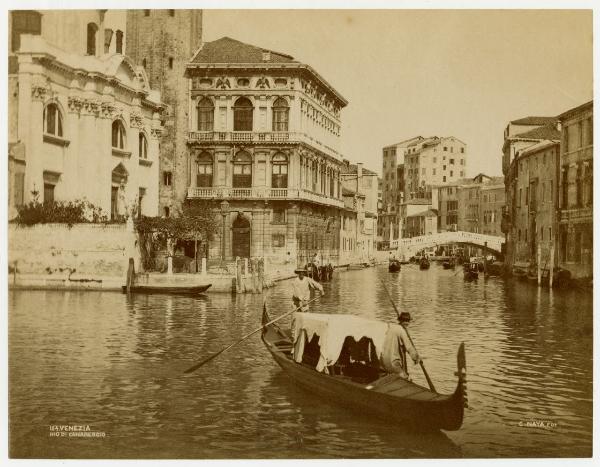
[{"xmin": 292, "ymin": 313, "xmax": 417, "ymax": 373}]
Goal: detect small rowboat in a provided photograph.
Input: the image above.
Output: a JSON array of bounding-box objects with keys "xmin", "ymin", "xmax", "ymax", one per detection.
[
  {"xmin": 261, "ymin": 308, "xmax": 468, "ymax": 431},
  {"xmin": 388, "ymin": 260, "xmax": 401, "ymax": 273},
  {"xmin": 442, "ymin": 260, "xmax": 455, "ymax": 270},
  {"xmin": 419, "ymin": 258, "xmax": 430, "ymax": 270},
  {"xmin": 121, "ymin": 284, "xmax": 211, "ymax": 295}
]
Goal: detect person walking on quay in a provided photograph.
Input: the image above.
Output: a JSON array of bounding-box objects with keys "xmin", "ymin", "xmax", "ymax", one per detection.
[{"xmin": 292, "ymin": 267, "xmax": 324, "ymax": 312}]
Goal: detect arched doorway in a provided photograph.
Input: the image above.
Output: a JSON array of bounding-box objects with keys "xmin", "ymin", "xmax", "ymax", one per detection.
[{"xmin": 232, "ymin": 213, "xmax": 250, "ymax": 258}]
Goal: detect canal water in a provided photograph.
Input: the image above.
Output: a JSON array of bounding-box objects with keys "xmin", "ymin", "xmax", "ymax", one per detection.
[{"xmin": 8, "ymin": 265, "xmax": 593, "ymax": 458}]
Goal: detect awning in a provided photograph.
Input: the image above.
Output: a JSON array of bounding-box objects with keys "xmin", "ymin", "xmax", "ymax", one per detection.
[{"xmin": 293, "ymin": 313, "xmax": 417, "ymax": 373}]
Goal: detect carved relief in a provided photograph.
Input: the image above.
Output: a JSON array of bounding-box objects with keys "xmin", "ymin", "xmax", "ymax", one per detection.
[
  {"xmin": 216, "ymin": 76, "xmax": 231, "ymax": 89},
  {"xmin": 151, "ymin": 128, "xmax": 162, "ymax": 138},
  {"xmin": 100, "ymin": 102, "xmax": 118, "ymax": 119},
  {"xmin": 31, "ymin": 85, "xmax": 48, "ymax": 101},
  {"xmin": 130, "ymin": 112, "xmax": 143, "ymax": 128},
  {"xmin": 82, "ymin": 99, "xmax": 100, "ymax": 116},
  {"xmin": 256, "ymin": 75, "xmax": 270, "ymax": 89},
  {"xmin": 67, "ymin": 96, "xmax": 84, "ymax": 113}
]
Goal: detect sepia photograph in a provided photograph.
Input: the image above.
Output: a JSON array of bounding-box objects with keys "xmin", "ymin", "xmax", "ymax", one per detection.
[{"xmin": 3, "ymin": 2, "xmax": 595, "ymax": 462}]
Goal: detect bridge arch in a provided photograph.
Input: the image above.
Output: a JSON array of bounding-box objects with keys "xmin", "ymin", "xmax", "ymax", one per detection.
[{"xmin": 390, "ymin": 231, "xmax": 504, "ymax": 259}]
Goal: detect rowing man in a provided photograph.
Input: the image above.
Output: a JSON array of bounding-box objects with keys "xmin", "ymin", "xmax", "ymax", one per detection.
[{"xmin": 292, "ymin": 267, "xmax": 324, "ymax": 312}]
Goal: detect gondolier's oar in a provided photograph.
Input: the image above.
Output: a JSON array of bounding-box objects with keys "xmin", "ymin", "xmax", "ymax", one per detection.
[
  {"xmin": 183, "ymin": 296, "xmax": 320, "ymax": 374},
  {"xmin": 379, "ymin": 279, "xmax": 436, "ymax": 392}
]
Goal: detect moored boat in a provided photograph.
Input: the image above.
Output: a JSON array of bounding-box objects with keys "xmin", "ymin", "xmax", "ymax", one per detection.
[
  {"xmin": 419, "ymin": 257, "xmax": 430, "ymax": 270},
  {"xmin": 261, "ymin": 308, "xmax": 467, "ymax": 431},
  {"xmin": 463, "ymin": 263, "xmax": 478, "ymax": 281},
  {"xmin": 442, "ymin": 259, "xmax": 455, "ymax": 270},
  {"xmin": 121, "ymin": 283, "xmax": 211, "ymax": 295},
  {"xmin": 388, "ymin": 260, "xmax": 401, "ymax": 273}
]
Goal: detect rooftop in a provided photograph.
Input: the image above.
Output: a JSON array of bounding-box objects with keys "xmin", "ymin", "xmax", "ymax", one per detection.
[
  {"xmin": 190, "ymin": 37, "xmax": 297, "ymax": 64},
  {"xmin": 558, "ymin": 100, "xmax": 593, "ymax": 121},
  {"xmin": 517, "ymin": 139, "xmax": 560, "ymax": 157},
  {"xmin": 343, "ymin": 164, "xmax": 378, "ymax": 176},
  {"xmin": 510, "ymin": 116, "xmax": 558, "ymax": 126},
  {"xmin": 187, "ymin": 37, "xmax": 348, "ymax": 106},
  {"xmin": 513, "ymin": 123, "xmax": 561, "ymax": 141}
]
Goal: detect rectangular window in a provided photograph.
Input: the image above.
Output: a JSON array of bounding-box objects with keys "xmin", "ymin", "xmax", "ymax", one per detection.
[
  {"xmin": 432, "ymin": 168, "xmax": 436, "ymax": 175},
  {"xmin": 44, "ymin": 183, "xmax": 55, "ymax": 203},
  {"xmin": 450, "ymin": 147, "xmax": 454, "ymax": 153},
  {"xmin": 110, "ymin": 186, "xmax": 118, "ymax": 220},
  {"xmin": 443, "ymin": 147, "xmax": 447, "ymax": 151},
  {"xmin": 14, "ymin": 172, "xmax": 25, "ymax": 206},
  {"xmin": 272, "ymin": 233, "xmax": 285, "ymax": 247},
  {"xmin": 443, "ymin": 176, "xmax": 446, "ymax": 182},
  {"xmin": 163, "ymin": 171, "xmax": 172, "ymax": 186},
  {"xmin": 461, "ymin": 148, "xmax": 464, "ymax": 153},
  {"xmin": 450, "ymin": 171, "xmax": 453, "ymax": 177},
  {"xmin": 272, "ymin": 208, "xmax": 286, "ymax": 224},
  {"xmin": 450, "ymin": 159, "xmax": 455, "ymax": 164}
]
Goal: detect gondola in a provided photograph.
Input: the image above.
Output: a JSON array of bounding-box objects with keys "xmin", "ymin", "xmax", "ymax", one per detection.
[
  {"xmin": 121, "ymin": 284, "xmax": 211, "ymax": 294},
  {"xmin": 419, "ymin": 258, "xmax": 430, "ymax": 270},
  {"xmin": 261, "ymin": 308, "xmax": 468, "ymax": 431},
  {"xmin": 463, "ymin": 263, "xmax": 478, "ymax": 281},
  {"xmin": 388, "ymin": 259, "xmax": 401, "ymax": 273},
  {"xmin": 442, "ymin": 259, "xmax": 455, "ymax": 270}
]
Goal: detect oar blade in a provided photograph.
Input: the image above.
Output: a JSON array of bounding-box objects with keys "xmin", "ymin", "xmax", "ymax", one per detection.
[{"xmin": 183, "ymin": 349, "xmax": 224, "ymax": 374}]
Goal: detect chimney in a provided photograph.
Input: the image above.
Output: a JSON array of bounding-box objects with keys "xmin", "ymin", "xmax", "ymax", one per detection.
[{"xmin": 357, "ymin": 163, "xmax": 363, "ymax": 179}]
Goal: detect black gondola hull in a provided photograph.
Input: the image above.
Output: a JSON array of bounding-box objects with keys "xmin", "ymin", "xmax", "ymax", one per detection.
[{"xmin": 261, "ymin": 311, "xmax": 467, "ymax": 431}]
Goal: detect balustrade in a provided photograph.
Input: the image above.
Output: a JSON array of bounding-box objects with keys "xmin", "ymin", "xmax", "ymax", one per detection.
[{"xmin": 187, "ymin": 186, "xmax": 343, "ymax": 208}]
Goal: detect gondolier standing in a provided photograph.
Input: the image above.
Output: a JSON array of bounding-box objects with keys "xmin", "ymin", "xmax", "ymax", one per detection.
[{"xmin": 292, "ymin": 268, "xmax": 324, "ymax": 312}]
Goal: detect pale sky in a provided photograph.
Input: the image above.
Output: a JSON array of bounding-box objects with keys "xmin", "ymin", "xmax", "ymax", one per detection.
[{"xmin": 203, "ymin": 9, "xmax": 593, "ymax": 177}]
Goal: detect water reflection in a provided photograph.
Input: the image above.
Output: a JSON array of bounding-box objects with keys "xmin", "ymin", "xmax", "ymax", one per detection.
[{"xmin": 8, "ymin": 264, "xmax": 592, "ymax": 458}]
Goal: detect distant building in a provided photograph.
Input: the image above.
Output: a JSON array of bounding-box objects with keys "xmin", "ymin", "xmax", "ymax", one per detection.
[
  {"xmin": 479, "ymin": 178, "xmax": 505, "ymax": 237},
  {"xmin": 405, "ymin": 209, "xmax": 438, "ymax": 238},
  {"xmin": 381, "ymin": 135, "xmax": 466, "ymax": 244},
  {"xmin": 502, "ymin": 115, "xmax": 562, "ymax": 268},
  {"xmin": 432, "ymin": 183, "xmax": 459, "ymax": 232},
  {"xmin": 399, "ymin": 199, "xmax": 432, "ymax": 238},
  {"xmin": 509, "ymin": 140, "xmax": 560, "ymax": 267},
  {"xmin": 8, "ymin": 10, "xmax": 163, "ymax": 220},
  {"xmin": 341, "ymin": 162, "xmax": 379, "ymax": 261},
  {"xmin": 557, "ymin": 101, "xmax": 593, "ymax": 279}
]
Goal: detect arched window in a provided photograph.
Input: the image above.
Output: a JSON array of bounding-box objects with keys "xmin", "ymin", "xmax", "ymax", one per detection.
[
  {"xmin": 272, "ymin": 97, "xmax": 289, "ymax": 132},
  {"xmin": 271, "ymin": 153, "xmax": 288, "ymax": 188},
  {"xmin": 116, "ymin": 30, "xmax": 123, "ymax": 54},
  {"xmin": 233, "ymin": 151, "xmax": 252, "ymax": 188},
  {"xmin": 112, "ymin": 120, "xmax": 126, "ymax": 149},
  {"xmin": 87, "ymin": 23, "xmax": 98, "ymax": 55},
  {"xmin": 196, "ymin": 152, "xmax": 213, "ymax": 187},
  {"xmin": 233, "ymin": 97, "xmax": 253, "ymax": 131},
  {"xmin": 138, "ymin": 132, "xmax": 148, "ymax": 159},
  {"xmin": 43, "ymin": 103, "xmax": 63, "ymax": 137},
  {"xmin": 197, "ymin": 97, "xmax": 214, "ymax": 131}
]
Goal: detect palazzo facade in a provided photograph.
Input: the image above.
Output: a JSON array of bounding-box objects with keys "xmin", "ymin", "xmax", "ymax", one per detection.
[{"xmin": 184, "ymin": 37, "xmax": 350, "ymax": 267}]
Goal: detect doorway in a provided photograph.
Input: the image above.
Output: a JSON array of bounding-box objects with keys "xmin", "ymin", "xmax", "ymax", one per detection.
[{"xmin": 232, "ymin": 214, "xmax": 251, "ymax": 258}]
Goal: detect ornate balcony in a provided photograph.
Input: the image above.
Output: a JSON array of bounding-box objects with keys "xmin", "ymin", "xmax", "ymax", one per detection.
[
  {"xmin": 188, "ymin": 130, "xmax": 340, "ymax": 160},
  {"xmin": 187, "ymin": 186, "xmax": 344, "ymax": 208}
]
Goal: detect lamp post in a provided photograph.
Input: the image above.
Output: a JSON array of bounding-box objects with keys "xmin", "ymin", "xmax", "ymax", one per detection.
[{"xmin": 220, "ymin": 200, "xmax": 229, "ymax": 265}]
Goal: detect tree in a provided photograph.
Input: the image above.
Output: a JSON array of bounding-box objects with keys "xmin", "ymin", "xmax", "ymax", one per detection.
[{"xmin": 135, "ymin": 200, "xmax": 219, "ymax": 271}]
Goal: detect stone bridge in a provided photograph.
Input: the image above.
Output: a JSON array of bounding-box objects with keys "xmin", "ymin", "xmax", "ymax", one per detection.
[{"xmin": 388, "ymin": 231, "xmax": 505, "ymax": 259}]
